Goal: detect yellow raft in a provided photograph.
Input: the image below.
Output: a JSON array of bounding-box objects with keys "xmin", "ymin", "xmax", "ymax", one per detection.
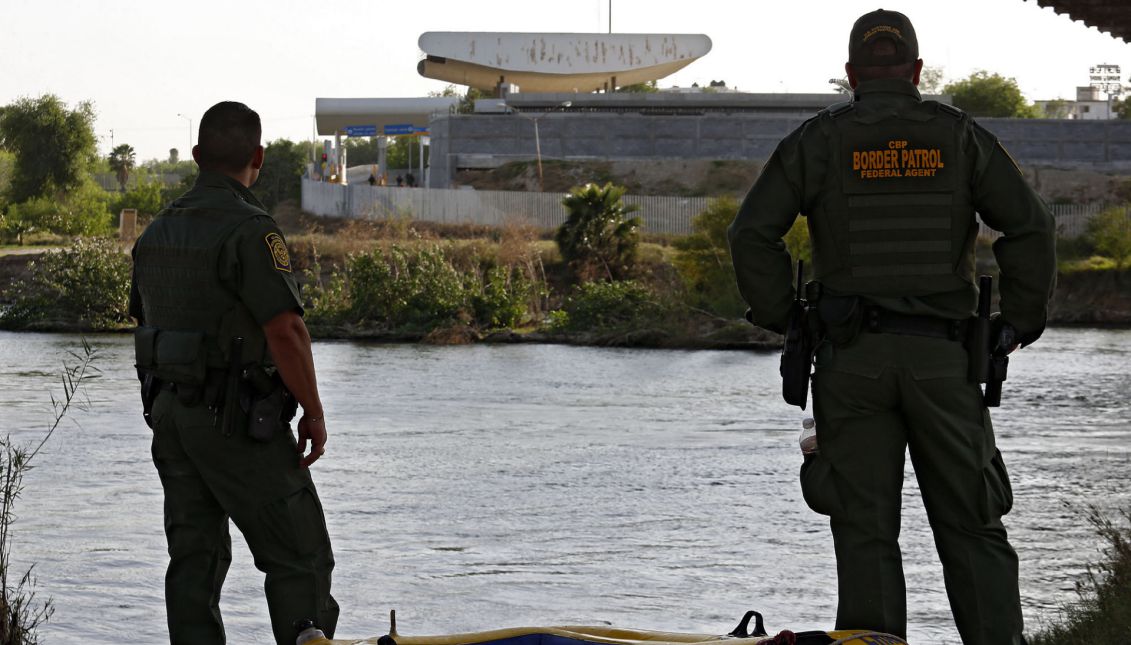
[{"xmin": 304, "ymin": 610, "xmax": 908, "ymax": 645}]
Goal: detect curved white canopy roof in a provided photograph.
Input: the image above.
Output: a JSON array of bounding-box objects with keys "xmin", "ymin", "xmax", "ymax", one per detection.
[{"xmin": 418, "ymin": 32, "xmax": 712, "ymax": 92}]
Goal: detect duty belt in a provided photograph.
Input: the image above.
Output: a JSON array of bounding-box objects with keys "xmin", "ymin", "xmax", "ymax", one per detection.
[{"xmin": 863, "ymin": 306, "xmax": 967, "ymax": 341}]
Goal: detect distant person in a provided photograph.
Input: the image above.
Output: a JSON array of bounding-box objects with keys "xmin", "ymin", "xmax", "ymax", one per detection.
[
  {"xmin": 728, "ymin": 10, "xmax": 1055, "ymax": 644},
  {"xmin": 129, "ymin": 101, "xmax": 339, "ymax": 644},
  {"xmin": 405, "ymin": 172, "xmax": 416, "ymax": 187},
  {"xmin": 367, "ymin": 172, "xmax": 377, "ymax": 186},
  {"xmin": 395, "ymin": 174, "xmax": 404, "ymax": 187}
]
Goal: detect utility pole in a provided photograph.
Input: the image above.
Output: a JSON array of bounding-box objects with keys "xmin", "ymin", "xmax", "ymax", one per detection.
[{"xmin": 515, "ymin": 100, "xmax": 572, "ymax": 192}]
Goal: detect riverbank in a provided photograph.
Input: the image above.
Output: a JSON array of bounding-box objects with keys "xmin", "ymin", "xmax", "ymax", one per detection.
[{"xmin": 1, "ymin": 243, "xmax": 1129, "ymax": 345}]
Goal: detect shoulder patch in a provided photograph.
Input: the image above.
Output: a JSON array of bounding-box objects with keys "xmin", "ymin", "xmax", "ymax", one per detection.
[{"xmin": 264, "ymin": 232, "xmax": 292, "ymax": 272}]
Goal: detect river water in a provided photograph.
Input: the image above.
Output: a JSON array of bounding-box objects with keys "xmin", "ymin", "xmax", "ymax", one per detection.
[{"xmin": 2, "ymin": 329, "xmax": 1129, "ymax": 644}]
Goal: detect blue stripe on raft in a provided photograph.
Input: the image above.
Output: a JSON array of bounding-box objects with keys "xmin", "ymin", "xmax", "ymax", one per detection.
[{"xmin": 483, "ymin": 635, "xmax": 611, "ymax": 645}]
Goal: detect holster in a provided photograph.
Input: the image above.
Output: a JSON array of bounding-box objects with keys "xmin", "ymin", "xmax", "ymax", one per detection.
[
  {"xmin": 139, "ymin": 372, "xmax": 161, "ymax": 430},
  {"xmin": 240, "ymin": 366, "xmax": 298, "ymax": 442},
  {"xmin": 780, "ymin": 296, "xmax": 820, "ymax": 409}
]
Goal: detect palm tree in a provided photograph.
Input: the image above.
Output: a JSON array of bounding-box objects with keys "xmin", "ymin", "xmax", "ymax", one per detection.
[
  {"xmin": 108, "ymin": 144, "xmax": 136, "ymax": 192},
  {"xmin": 555, "ymin": 183, "xmax": 642, "ymax": 281}
]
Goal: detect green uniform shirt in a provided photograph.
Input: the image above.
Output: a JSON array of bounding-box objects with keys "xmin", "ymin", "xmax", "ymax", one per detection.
[
  {"xmin": 129, "ymin": 170, "xmax": 303, "ymax": 329},
  {"xmin": 728, "ymin": 79, "xmax": 1056, "ymax": 339}
]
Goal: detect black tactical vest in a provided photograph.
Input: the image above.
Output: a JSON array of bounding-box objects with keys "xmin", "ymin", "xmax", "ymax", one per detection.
[
  {"xmin": 808, "ymin": 99, "xmax": 978, "ymax": 297},
  {"xmin": 132, "ymin": 201, "xmax": 267, "ymax": 386}
]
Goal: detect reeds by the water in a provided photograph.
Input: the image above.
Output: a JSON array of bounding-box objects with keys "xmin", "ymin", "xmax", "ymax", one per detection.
[
  {"xmin": 0, "ymin": 340, "xmax": 98, "ymax": 645},
  {"xmin": 1028, "ymin": 505, "xmax": 1131, "ymax": 644}
]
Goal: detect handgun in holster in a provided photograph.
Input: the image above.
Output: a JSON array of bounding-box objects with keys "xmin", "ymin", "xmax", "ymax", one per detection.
[{"xmin": 240, "ymin": 364, "xmax": 297, "ymax": 442}]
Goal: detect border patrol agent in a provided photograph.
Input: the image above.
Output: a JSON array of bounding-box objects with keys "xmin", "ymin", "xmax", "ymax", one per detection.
[
  {"xmin": 130, "ymin": 102, "xmax": 339, "ymax": 644},
  {"xmin": 728, "ymin": 11, "xmax": 1055, "ymax": 644}
]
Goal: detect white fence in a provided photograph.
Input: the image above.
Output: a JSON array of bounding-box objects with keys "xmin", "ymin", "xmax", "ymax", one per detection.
[
  {"xmin": 301, "ymin": 180, "xmax": 708, "ymax": 235},
  {"xmin": 302, "ymin": 179, "xmax": 1106, "ymax": 238}
]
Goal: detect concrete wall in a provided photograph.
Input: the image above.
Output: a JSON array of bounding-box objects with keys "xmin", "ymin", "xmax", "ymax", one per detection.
[{"xmin": 427, "ymin": 113, "xmax": 1131, "ymax": 188}]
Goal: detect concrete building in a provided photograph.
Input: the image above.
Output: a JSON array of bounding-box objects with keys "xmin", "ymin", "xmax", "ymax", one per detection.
[{"xmin": 1036, "ymin": 86, "xmax": 1117, "ymax": 120}]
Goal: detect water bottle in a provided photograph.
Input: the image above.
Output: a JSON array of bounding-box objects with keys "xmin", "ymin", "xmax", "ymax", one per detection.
[
  {"xmin": 799, "ymin": 417, "xmax": 818, "ymax": 455},
  {"xmin": 295, "ymin": 620, "xmax": 326, "ymax": 645}
]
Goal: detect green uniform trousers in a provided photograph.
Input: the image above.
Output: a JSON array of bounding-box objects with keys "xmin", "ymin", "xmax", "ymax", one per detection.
[
  {"xmin": 802, "ymin": 332, "xmax": 1020, "ymax": 644},
  {"xmin": 150, "ymin": 389, "xmax": 339, "ymax": 645}
]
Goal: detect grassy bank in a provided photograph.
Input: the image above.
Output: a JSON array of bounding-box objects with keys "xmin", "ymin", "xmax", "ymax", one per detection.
[
  {"xmin": 278, "ymin": 204, "xmax": 773, "ymax": 349},
  {"xmin": 0, "ymin": 198, "xmax": 779, "ymax": 349},
  {"xmin": 2, "ymin": 196, "xmax": 1130, "ymax": 339}
]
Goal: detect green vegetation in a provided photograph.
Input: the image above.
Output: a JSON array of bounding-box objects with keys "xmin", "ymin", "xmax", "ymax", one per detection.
[
  {"xmin": 111, "ymin": 177, "xmax": 166, "ymax": 221},
  {"xmin": 2, "ymin": 181, "xmax": 112, "ymax": 244},
  {"xmin": 1053, "ymin": 205, "xmax": 1131, "ymax": 274},
  {"xmin": 0, "ymin": 95, "xmax": 99, "ymax": 205},
  {"xmin": 1086, "ymin": 206, "xmax": 1131, "ymax": 269},
  {"xmin": 0, "ymin": 238, "xmax": 131, "ymax": 331},
  {"xmin": 672, "ymin": 196, "xmax": 745, "ymax": 318},
  {"xmin": 1114, "ymin": 97, "xmax": 1131, "ymax": 120},
  {"xmin": 304, "ymin": 241, "xmax": 543, "ymax": 334},
  {"xmin": 555, "ymin": 183, "xmax": 642, "ymax": 281},
  {"xmin": 548, "ymin": 280, "xmax": 663, "ymax": 333},
  {"xmin": 618, "ymin": 80, "xmax": 659, "ymax": 94},
  {"xmin": 1028, "ymin": 506, "xmax": 1131, "ymax": 644},
  {"xmin": 943, "ymin": 71, "xmax": 1038, "ymax": 118},
  {"xmin": 253, "ymin": 139, "xmax": 309, "ymax": 212}
]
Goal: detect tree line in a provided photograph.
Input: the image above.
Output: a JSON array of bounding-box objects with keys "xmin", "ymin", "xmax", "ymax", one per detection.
[{"xmin": 0, "ymin": 95, "xmax": 315, "ymax": 245}]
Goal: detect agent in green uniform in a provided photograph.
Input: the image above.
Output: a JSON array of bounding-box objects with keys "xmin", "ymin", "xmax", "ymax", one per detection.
[
  {"xmin": 728, "ymin": 11, "xmax": 1055, "ymax": 645},
  {"xmin": 130, "ymin": 101, "xmax": 339, "ymax": 644}
]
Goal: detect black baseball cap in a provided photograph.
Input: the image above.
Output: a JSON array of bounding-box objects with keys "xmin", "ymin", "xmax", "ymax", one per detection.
[{"xmin": 848, "ymin": 9, "xmax": 918, "ymax": 66}]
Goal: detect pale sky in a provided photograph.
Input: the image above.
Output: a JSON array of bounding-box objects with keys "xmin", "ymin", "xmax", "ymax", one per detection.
[{"xmin": 4, "ymin": 0, "xmax": 1130, "ymax": 161}]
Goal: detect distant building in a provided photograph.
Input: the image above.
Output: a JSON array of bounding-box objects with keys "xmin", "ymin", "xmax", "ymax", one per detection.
[{"xmin": 1035, "ymin": 86, "xmax": 1115, "ymax": 119}]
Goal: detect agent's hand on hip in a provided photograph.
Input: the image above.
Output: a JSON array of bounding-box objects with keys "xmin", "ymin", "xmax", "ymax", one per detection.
[{"xmin": 298, "ymin": 413, "xmax": 327, "ymax": 468}]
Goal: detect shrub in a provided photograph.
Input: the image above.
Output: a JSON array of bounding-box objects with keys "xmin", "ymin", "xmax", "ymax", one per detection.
[
  {"xmin": 672, "ymin": 196, "xmax": 745, "ymax": 318},
  {"xmin": 1027, "ymin": 506, "xmax": 1131, "ymax": 644},
  {"xmin": 0, "ymin": 181, "xmax": 112, "ymax": 244},
  {"xmin": 551, "ymin": 280, "xmax": 663, "ymax": 332},
  {"xmin": 346, "ymin": 245, "xmax": 467, "ymax": 329},
  {"xmin": 471, "ymin": 265, "xmax": 537, "ymax": 329},
  {"xmin": 304, "ymin": 242, "xmax": 548, "ymax": 332},
  {"xmin": 555, "ymin": 183, "xmax": 641, "ymax": 282},
  {"xmin": 1087, "ymin": 206, "xmax": 1131, "ymax": 268},
  {"xmin": 113, "ymin": 178, "xmax": 166, "ymax": 219},
  {"xmin": 1, "ymin": 237, "xmax": 131, "ymax": 330}
]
